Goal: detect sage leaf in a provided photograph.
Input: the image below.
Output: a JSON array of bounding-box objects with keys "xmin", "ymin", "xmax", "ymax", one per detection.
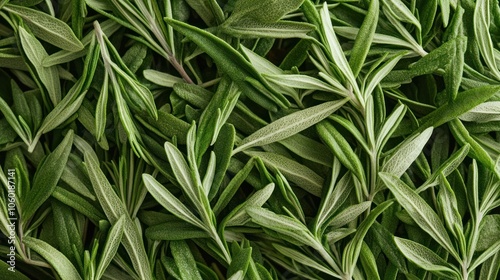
[
  {"xmin": 5, "ymin": 4, "xmax": 84, "ymax": 51},
  {"xmin": 22, "ymin": 237, "xmax": 83, "ymax": 280},
  {"xmin": 234, "ymin": 98, "xmax": 348, "ymax": 154},
  {"xmin": 395, "ymin": 237, "xmax": 460, "ymax": 278},
  {"xmin": 22, "ymin": 130, "xmax": 73, "ymax": 220},
  {"xmin": 380, "ymin": 172, "xmax": 459, "ymax": 259}
]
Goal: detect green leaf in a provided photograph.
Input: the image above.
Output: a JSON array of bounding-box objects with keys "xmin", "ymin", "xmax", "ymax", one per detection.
[
  {"xmin": 227, "ymin": 245, "xmax": 251, "ymax": 279},
  {"xmin": 143, "ymin": 69, "xmax": 183, "ymax": 87},
  {"xmin": 170, "ymin": 240, "xmax": 203, "ymax": 280},
  {"xmin": 224, "ymin": 183, "xmax": 275, "ymax": 227},
  {"xmin": 329, "ymin": 201, "xmax": 371, "ymax": 228},
  {"xmin": 22, "ymin": 130, "xmax": 73, "ymax": 220},
  {"xmin": 23, "ymin": 237, "xmax": 83, "ymax": 280},
  {"xmin": 417, "ymin": 85, "xmax": 500, "ymax": 133},
  {"xmin": 18, "ymin": 25, "xmax": 61, "ymax": 106},
  {"xmin": 165, "ymin": 18, "xmax": 282, "ymax": 111},
  {"xmin": 146, "ymin": 221, "xmax": 210, "ymax": 240},
  {"xmin": 474, "ymin": 0, "xmax": 500, "ymax": 80},
  {"xmin": 246, "ymin": 151, "xmax": 323, "ymax": 196},
  {"xmin": 349, "ymin": 0, "xmax": 379, "ymax": 77},
  {"xmin": 419, "ymin": 144, "xmax": 470, "ymax": 190},
  {"xmin": 51, "ymin": 201, "xmax": 83, "ymax": 266},
  {"xmin": 184, "ymin": 0, "xmax": 224, "ymax": 26},
  {"xmin": 394, "ymin": 237, "xmax": 459, "ymax": 278},
  {"xmin": 142, "ymin": 174, "xmax": 206, "ymax": 231},
  {"xmin": 319, "ymin": 2, "xmax": 360, "ymax": 100},
  {"xmin": 381, "ymin": 127, "xmax": 433, "ymax": 178},
  {"xmin": 379, "ymin": 172, "xmax": 458, "ymax": 259},
  {"xmin": 213, "ymin": 158, "xmax": 255, "ymax": 215},
  {"xmin": 95, "ymin": 215, "xmax": 126, "ymax": 280},
  {"xmin": 360, "ymin": 242, "xmax": 380, "ymax": 280},
  {"xmin": 317, "ymin": 121, "xmax": 366, "ymax": 188},
  {"xmin": 5, "ymin": 4, "xmax": 84, "ymax": 51},
  {"xmin": 51, "ymin": 187, "xmax": 105, "ymax": 224},
  {"xmin": 222, "ymin": 20, "xmax": 315, "ymax": 39},
  {"xmin": 343, "ymin": 201, "xmax": 393, "ymax": 277},
  {"xmin": 371, "ymin": 222, "xmax": 408, "ymax": 274},
  {"xmin": 0, "ymin": 95, "xmax": 30, "ymax": 145},
  {"xmin": 234, "ymin": 99, "xmax": 348, "ymax": 154},
  {"xmin": 228, "ymin": 0, "xmax": 304, "ymax": 24},
  {"xmin": 84, "ymin": 150, "xmax": 153, "ymax": 280},
  {"xmin": 280, "ymin": 133, "xmax": 333, "ymax": 167},
  {"xmin": 246, "ymin": 207, "xmax": 317, "ymax": 247},
  {"xmin": 273, "ymin": 244, "xmax": 340, "ymax": 278}
]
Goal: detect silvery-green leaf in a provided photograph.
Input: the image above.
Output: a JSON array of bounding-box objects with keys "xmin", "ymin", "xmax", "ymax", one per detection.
[
  {"xmin": 146, "ymin": 221, "xmax": 210, "ymax": 240},
  {"xmin": 383, "ymin": 0, "xmax": 421, "ymax": 31},
  {"xmin": 262, "ymin": 73, "xmax": 346, "ymax": 96},
  {"xmin": 165, "ymin": 18, "xmax": 282, "ymax": 111},
  {"xmin": 470, "ymin": 239, "xmax": 500, "ymax": 271},
  {"xmin": 342, "ymin": 201, "xmax": 392, "ymax": 277},
  {"xmin": 273, "ymin": 244, "xmax": 341, "ymax": 278},
  {"xmin": 233, "ymin": 99, "xmax": 348, "ymax": 154},
  {"xmin": 224, "ymin": 183, "xmax": 274, "ymax": 227},
  {"xmin": 319, "ymin": 2, "xmax": 360, "ymax": 98},
  {"xmin": 18, "ymin": 26, "xmax": 61, "ymax": 106},
  {"xmin": 449, "ymin": 119, "xmax": 497, "ymax": 173},
  {"xmin": 315, "ymin": 164, "xmax": 352, "ymax": 233},
  {"xmin": 376, "ymin": 103, "xmax": 406, "ymax": 152},
  {"xmin": 394, "ymin": 237, "xmax": 459, "ymax": 278},
  {"xmin": 381, "ymin": 127, "xmax": 433, "ymax": 178},
  {"xmin": 328, "ymin": 201, "xmax": 371, "ymax": 228},
  {"xmin": 334, "ymin": 26, "xmax": 416, "ymax": 52},
  {"xmin": 246, "ymin": 207, "xmax": 317, "ymax": 247},
  {"xmin": 459, "ymin": 101, "xmax": 500, "ymax": 123},
  {"xmin": 143, "ymin": 69, "xmax": 184, "ymax": 88},
  {"xmin": 479, "ymin": 253, "xmax": 500, "ymax": 280},
  {"xmin": 85, "ymin": 151, "xmax": 153, "ymax": 280},
  {"xmin": 22, "ymin": 237, "xmax": 83, "ymax": 280},
  {"xmin": 437, "ymin": 175, "xmax": 464, "ymax": 241},
  {"xmin": 419, "ymin": 144, "xmax": 470, "ymax": 190},
  {"xmin": 95, "ymin": 215, "xmax": 126, "ymax": 280},
  {"xmin": 380, "ymin": 172, "xmax": 458, "ymax": 259},
  {"xmin": 223, "ymin": 20, "xmax": 315, "ymax": 39},
  {"xmin": 246, "ymin": 151, "xmax": 323, "ymax": 196},
  {"xmin": 142, "ymin": 174, "xmax": 206, "ymax": 231},
  {"xmin": 363, "ymin": 53, "xmax": 404, "ymax": 100},
  {"xmin": 360, "ymin": 242, "xmax": 380, "ymax": 280},
  {"xmin": 474, "ymin": 0, "xmax": 500, "ymax": 80},
  {"xmin": 5, "ymin": 4, "xmax": 84, "ymax": 51}
]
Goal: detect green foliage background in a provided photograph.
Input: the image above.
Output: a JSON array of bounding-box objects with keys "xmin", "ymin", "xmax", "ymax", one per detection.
[{"xmin": 0, "ymin": 0, "xmax": 499, "ymax": 279}]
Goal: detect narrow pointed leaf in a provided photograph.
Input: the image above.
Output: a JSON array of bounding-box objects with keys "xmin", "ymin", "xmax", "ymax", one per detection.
[{"xmin": 234, "ymin": 99, "xmax": 348, "ymax": 154}]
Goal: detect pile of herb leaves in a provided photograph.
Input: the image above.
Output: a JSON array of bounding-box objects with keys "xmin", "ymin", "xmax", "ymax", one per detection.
[{"xmin": 1, "ymin": 0, "xmax": 500, "ymax": 279}]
